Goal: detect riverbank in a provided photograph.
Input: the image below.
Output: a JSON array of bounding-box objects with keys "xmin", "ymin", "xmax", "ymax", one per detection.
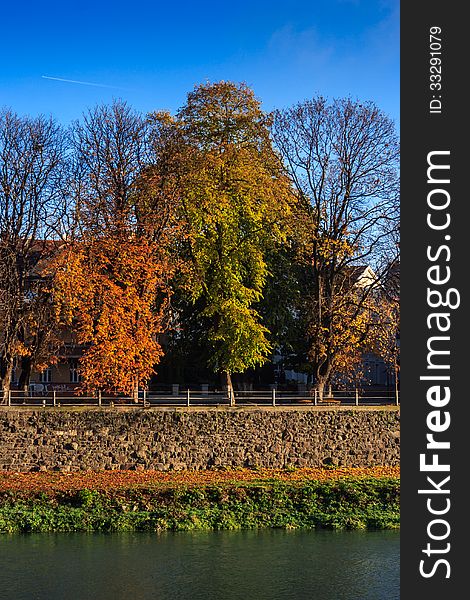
[
  {"xmin": 0, "ymin": 467, "xmax": 399, "ymax": 533},
  {"xmin": 0, "ymin": 407, "xmax": 400, "ymax": 471}
]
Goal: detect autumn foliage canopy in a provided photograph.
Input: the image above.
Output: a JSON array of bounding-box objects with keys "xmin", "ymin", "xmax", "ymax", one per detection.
[
  {"xmin": 1, "ymin": 83, "xmax": 399, "ymax": 397},
  {"xmin": 52, "ymin": 233, "xmax": 169, "ymax": 394}
]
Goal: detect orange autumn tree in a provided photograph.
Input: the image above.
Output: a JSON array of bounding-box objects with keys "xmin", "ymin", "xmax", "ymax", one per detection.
[
  {"xmin": 51, "ymin": 101, "xmax": 176, "ymax": 397},
  {"xmin": 53, "ymin": 233, "xmax": 168, "ymax": 396}
]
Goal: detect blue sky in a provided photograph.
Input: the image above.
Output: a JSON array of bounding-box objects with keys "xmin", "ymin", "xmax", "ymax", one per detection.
[{"xmin": 0, "ymin": 0, "xmax": 399, "ymax": 125}]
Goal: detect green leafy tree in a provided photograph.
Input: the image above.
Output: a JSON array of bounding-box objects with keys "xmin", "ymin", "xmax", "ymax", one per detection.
[{"xmin": 150, "ymin": 82, "xmax": 294, "ymax": 394}]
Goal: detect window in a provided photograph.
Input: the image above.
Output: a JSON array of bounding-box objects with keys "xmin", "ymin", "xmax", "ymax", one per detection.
[
  {"xmin": 69, "ymin": 359, "xmax": 81, "ymax": 383},
  {"xmin": 40, "ymin": 368, "xmax": 52, "ymax": 383}
]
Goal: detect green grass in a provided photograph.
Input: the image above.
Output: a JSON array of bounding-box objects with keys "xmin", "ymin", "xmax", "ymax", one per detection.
[{"xmin": 0, "ymin": 477, "xmax": 399, "ymax": 533}]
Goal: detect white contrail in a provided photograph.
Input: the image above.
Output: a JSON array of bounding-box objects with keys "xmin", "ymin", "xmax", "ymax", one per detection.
[{"xmin": 42, "ymin": 75, "xmax": 122, "ymax": 89}]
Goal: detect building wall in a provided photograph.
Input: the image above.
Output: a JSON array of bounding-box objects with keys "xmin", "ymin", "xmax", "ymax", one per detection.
[{"xmin": 0, "ymin": 407, "xmax": 400, "ymax": 472}]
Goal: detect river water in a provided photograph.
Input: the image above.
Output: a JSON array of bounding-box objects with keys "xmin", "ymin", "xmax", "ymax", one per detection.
[{"xmin": 0, "ymin": 529, "xmax": 399, "ymax": 600}]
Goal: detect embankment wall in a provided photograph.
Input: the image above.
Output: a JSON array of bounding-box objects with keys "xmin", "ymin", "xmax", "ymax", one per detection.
[{"xmin": 0, "ymin": 407, "xmax": 400, "ymax": 472}]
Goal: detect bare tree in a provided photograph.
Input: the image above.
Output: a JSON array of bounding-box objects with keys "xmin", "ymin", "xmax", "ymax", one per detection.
[
  {"xmin": 0, "ymin": 109, "xmax": 67, "ymax": 401},
  {"xmin": 70, "ymin": 99, "xmax": 152, "ymax": 235},
  {"xmin": 272, "ymin": 97, "xmax": 400, "ymax": 398}
]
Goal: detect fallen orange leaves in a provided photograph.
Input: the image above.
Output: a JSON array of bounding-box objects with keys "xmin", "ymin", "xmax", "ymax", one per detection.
[{"xmin": 0, "ymin": 466, "xmax": 399, "ymax": 493}]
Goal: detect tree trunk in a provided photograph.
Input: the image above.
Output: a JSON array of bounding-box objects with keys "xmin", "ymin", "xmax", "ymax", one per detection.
[
  {"xmin": 18, "ymin": 356, "xmax": 32, "ymax": 393},
  {"xmin": 314, "ymin": 363, "xmax": 332, "ymax": 403},
  {"xmin": 133, "ymin": 379, "xmax": 139, "ymax": 404},
  {"xmin": 222, "ymin": 370, "xmax": 234, "ymax": 405},
  {"xmin": 394, "ymin": 364, "xmax": 399, "ymax": 405},
  {"xmin": 1, "ymin": 361, "xmax": 13, "ymax": 404},
  {"xmin": 315, "ymin": 378, "xmax": 326, "ymax": 402}
]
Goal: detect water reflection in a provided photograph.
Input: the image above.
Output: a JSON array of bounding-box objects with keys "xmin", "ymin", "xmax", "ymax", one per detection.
[{"xmin": 0, "ymin": 530, "xmax": 399, "ymax": 600}]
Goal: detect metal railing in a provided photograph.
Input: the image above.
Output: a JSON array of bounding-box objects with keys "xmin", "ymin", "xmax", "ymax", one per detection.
[{"xmin": 2, "ymin": 387, "xmax": 399, "ymax": 407}]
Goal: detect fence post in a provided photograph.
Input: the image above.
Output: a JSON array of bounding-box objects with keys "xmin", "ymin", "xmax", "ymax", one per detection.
[
  {"xmin": 314, "ymin": 389, "xmax": 318, "ymax": 406},
  {"xmin": 355, "ymin": 388, "xmax": 359, "ymax": 406},
  {"xmin": 7, "ymin": 389, "xmax": 11, "ymax": 407},
  {"xmin": 186, "ymin": 389, "xmax": 190, "ymax": 407},
  {"xmin": 272, "ymin": 388, "xmax": 276, "ymax": 407},
  {"xmin": 53, "ymin": 391, "xmax": 56, "ymax": 407},
  {"xmin": 395, "ymin": 386, "xmax": 399, "ymax": 406},
  {"xmin": 98, "ymin": 390, "xmax": 102, "ymax": 407}
]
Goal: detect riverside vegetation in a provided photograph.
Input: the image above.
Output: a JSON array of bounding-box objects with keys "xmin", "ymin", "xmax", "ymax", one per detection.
[{"xmin": 0, "ymin": 467, "xmax": 399, "ymax": 533}]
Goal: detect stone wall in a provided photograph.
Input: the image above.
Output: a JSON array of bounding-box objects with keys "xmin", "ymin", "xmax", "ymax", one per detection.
[{"xmin": 0, "ymin": 407, "xmax": 400, "ymax": 472}]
